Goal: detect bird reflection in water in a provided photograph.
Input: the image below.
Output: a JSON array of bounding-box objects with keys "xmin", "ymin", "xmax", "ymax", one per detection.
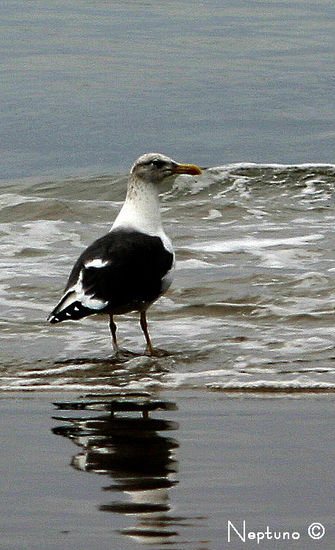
[{"xmin": 52, "ymin": 394, "xmax": 181, "ymax": 545}]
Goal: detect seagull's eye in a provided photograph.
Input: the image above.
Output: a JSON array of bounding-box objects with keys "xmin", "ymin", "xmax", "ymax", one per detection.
[{"xmin": 151, "ymin": 159, "xmax": 165, "ymax": 169}]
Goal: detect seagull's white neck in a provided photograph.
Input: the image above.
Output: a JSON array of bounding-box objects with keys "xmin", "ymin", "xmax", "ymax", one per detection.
[{"xmin": 112, "ymin": 175, "xmax": 164, "ymax": 237}]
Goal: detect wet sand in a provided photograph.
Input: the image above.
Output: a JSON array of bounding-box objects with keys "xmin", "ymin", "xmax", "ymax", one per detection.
[{"xmin": 1, "ymin": 390, "xmax": 334, "ymax": 549}]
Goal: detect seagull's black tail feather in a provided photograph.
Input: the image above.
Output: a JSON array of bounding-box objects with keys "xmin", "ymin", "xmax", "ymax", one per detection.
[{"xmin": 48, "ymin": 300, "xmax": 93, "ymax": 324}]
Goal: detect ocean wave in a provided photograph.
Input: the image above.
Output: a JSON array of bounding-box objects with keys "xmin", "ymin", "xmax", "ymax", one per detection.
[
  {"xmin": 2, "ymin": 161, "xmax": 335, "ymax": 395},
  {"xmin": 2, "ymin": 373, "xmax": 335, "ymax": 395}
]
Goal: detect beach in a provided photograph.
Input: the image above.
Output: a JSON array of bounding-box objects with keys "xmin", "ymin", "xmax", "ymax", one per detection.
[{"xmin": 1, "ymin": 391, "xmax": 334, "ymax": 549}]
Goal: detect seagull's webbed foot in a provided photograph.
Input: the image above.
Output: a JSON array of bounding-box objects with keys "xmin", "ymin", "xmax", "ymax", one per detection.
[
  {"xmin": 112, "ymin": 348, "xmax": 140, "ymax": 362},
  {"xmin": 145, "ymin": 347, "xmax": 170, "ymax": 358}
]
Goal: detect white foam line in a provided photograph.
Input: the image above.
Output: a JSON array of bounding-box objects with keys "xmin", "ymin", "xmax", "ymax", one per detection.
[
  {"xmin": 2, "ymin": 377, "xmax": 335, "ymax": 393},
  {"xmin": 0, "ymin": 383, "xmax": 117, "ymax": 391},
  {"xmin": 209, "ymin": 162, "xmax": 335, "ymax": 171},
  {"xmin": 18, "ymin": 363, "xmax": 99, "ymax": 377},
  {"xmin": 187, "ymin": 234, "xmax": 323, "ymax": 253},
  {"xmin": 165, "ymin": 369, "xmax": 242, "ymax": 383},
  {"xmin": 206, "ymin": 379, "xmax": 335, "ymax": 390}
]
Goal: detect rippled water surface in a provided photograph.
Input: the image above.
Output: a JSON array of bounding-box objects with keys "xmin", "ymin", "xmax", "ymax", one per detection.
[
  {"xmin": 2, "ymin": 163, "xmax": 335, "ymax": 393},
  {"xmin": 2, "ymin": 0, "xmax": 335, "ymax": 395}
]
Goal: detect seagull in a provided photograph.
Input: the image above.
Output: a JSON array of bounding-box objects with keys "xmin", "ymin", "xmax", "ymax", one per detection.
[{"xmin": 48, "ymin": 153, "xmax": 202, "ymax": 356}]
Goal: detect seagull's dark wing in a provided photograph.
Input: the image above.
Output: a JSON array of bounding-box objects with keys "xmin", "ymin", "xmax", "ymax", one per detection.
[{"xmin": 48, "ymin": 229, "xmax": 174, "ymax": 323}]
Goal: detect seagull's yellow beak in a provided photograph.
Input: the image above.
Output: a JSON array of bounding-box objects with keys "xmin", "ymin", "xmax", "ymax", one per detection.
[{"xmin": 173, "ymin": 163, "xmax": 202, "ymax": 176}]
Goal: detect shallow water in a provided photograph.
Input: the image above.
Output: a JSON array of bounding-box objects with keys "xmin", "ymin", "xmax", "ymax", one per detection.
[
  {"xmin": 2, "ymin": 163, "xmax": 335, "ymax": 393},
  {"xmin": 2, "ymin": 0, "xmax": 335, "ymax": 393}
]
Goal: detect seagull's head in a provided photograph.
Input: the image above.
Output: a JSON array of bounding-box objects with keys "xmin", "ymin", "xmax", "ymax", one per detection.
[{"xmin": 131, "ymin": 153, "xmax": 202, "ymax": 184}]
